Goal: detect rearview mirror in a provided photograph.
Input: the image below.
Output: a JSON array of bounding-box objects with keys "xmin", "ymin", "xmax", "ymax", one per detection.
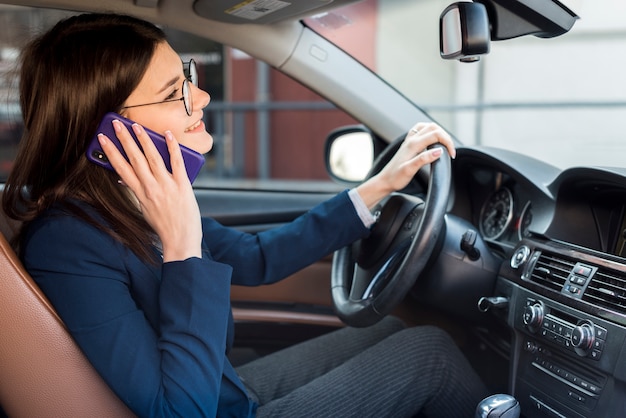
[
  {"xmin": 440, "ymin": 2, "xmax": 490, "ymax": 62},
  {"xmin": 440, "ymin": 0, "xmax": 579, "ymax": 63}
]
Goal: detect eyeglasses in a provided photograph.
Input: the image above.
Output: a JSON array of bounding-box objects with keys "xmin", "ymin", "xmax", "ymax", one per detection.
[{"xmin": 121, "ymin": 59, "xmax": 197, "ymax": 116}]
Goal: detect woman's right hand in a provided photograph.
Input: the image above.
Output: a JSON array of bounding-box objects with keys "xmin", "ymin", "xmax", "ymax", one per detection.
[{"xmin": 97, "ymin": 119, "xmax": 202, "ymax": 261}]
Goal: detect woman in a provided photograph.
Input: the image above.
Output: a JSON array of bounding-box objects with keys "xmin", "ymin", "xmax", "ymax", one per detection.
[{"xmin": 3, "ymin": 13, "xmax": 488, "ymax": 417}]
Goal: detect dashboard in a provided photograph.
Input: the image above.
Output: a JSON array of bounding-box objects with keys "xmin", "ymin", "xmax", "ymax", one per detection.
[
  {"xmin": 448, "ymin": 146, "xmax": 626, "ymax": 418},
  {"xmin": 449, "ymin": 147, "xmax": 558, "ymax": 253},
  {"xmin": 451, "ymin": 147, "xmax": 626, "ymax": 257}
]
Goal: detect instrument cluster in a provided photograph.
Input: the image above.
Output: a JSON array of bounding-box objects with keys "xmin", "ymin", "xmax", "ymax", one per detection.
[{"xmin": 478, "ymin": 186, "xmax": 534, "ymax": 247}]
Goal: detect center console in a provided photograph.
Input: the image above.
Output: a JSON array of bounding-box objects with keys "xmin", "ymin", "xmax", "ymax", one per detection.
[{"xmin": 495, "ymin": 238, "xmax": 626, "ymax": 417}]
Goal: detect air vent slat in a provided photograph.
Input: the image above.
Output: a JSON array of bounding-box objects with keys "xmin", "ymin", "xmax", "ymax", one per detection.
[
  {"xmin": 583, "ymin": 268, "xmax": 626, "ymax": 315},
  {"xmin": 528, "ymin": 251, "xmax": 573, "ymax": 291},
  {"xmin": 527, "ymin": 249, "xmax": 626, "ymax": 316}
]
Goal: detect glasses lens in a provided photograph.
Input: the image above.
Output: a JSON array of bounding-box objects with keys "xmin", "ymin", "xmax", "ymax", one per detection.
[
  {"xmin": 184, "ymin": 59, "xmax": 198, "ymax": 86},
  {"xmin": 182, "ymin": 79, "xmax": 192, "ymax": 116}
]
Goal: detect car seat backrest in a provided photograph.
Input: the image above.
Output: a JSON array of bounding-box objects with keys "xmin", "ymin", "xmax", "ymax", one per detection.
[{"xmin": 0, "ymin": 198, "xmax": 135, "ymax": 417}]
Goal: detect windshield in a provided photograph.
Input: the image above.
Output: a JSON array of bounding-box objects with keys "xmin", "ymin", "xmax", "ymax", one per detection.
[{"xmin": 306, "ymin": 0, "xmax": 626, "ymax": 170}]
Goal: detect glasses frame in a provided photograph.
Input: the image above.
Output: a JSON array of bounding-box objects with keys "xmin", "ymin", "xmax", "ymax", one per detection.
[{"xmin": 121, "ymin": 59, "xmax": 197, "ymax": 116}]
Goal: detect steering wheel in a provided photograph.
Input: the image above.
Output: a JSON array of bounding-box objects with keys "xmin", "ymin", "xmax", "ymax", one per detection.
[{"xmin": 331, "ymin": 140, "xmax": 452, "ymax": 327}]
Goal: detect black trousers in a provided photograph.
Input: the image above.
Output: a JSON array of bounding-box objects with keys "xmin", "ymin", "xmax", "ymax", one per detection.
[{"xmin": 236, "ymin": 316, "xmax": 489, "ymax": 417}]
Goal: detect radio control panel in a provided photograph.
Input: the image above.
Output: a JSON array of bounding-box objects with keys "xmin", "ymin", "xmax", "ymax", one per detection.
[
  {"xmin": 499, "ymin": 252, "xmax": 626, "ymax": 417},
  {"xmin": 522, "ymin": 298, "xmax": 607, "ymax": 360}
]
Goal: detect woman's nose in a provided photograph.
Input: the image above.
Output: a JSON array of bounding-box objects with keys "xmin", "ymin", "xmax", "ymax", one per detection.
[{"xmin": 193, "ymin": 84, "xmax": 211, "ymax": 111}]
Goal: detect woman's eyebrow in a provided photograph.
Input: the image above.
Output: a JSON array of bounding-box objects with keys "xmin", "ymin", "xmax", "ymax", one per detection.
[{"xmin": 157, "ymin": 75, "xmax": 180, "ymax": 94}]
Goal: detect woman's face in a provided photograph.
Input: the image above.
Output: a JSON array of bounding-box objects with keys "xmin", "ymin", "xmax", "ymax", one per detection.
[{"xmin": 122, "ymin": 41, "xmax": 213, "ymax": 154}]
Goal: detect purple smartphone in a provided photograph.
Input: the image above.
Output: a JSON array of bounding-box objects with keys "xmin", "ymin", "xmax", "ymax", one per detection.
[{"xmin": 86, "ymin": 112, "xmax": 205, "ymax": 183}]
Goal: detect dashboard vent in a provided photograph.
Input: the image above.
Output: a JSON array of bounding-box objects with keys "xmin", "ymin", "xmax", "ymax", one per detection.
[
  {"xmin": 583, "ymin": 268, "xmax": 626, "ymax": 315},
  {"xmin": 529, "ymin": 251, "xmax": 574, "ymax": 291}
]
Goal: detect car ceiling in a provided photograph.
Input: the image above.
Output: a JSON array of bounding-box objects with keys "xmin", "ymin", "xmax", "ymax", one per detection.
[
  {"xmin": 4, "ymin": 0, "xmax": 365, "ymax": 64},
  {"xmin": 0, "ymin": 0, "xmax": 287, "ymax": 67}
]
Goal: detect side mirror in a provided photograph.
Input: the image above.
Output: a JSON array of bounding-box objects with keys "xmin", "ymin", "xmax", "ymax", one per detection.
[
  {"xmin": 440, "ymin": 2, "xmax": 490, "ymax": 62},
  {"xmin": 324, "ymin": 126, "xmax": 374, "ymax": 184}
]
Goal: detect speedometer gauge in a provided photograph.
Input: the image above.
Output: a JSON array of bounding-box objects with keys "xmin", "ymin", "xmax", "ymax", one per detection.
[{"xmin": 480, "ymin": 187, "xmax": 514, "ymax": 240}]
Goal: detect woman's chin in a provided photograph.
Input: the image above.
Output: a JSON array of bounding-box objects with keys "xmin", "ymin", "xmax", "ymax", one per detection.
[
  {"xmin": 199, "ymin": 135, "xmax": 213, "ymax": 154},
  {"xmin": 183, "ymin": 133, "xmax": 213, "ymax": 155}
]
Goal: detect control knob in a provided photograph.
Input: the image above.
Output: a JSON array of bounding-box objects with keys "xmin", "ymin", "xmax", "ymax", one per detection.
[
  {"xmin": 523, "ymin": 302, "xmax": 544, "ymax": 332},
  {"xmin": 571, "ymin": 321, "xmax": 595, "ymax": 355}
]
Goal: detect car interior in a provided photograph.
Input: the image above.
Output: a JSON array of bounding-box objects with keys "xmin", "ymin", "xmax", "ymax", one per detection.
[{"xmin": 1, "ymin": 0, "xmax": 626, "ymax": 417}]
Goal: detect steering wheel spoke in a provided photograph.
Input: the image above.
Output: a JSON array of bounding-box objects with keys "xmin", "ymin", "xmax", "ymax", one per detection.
[
  {"xmin": 361, "ymin": 238, "xmax": 412, "ymax": 299},
  {"xmin": 356, "ymin": 193, "xmax": 424, "ymax": 269},
  {"xmin": 348, "ymin": 265, "xmax": 373, "ymax": 300}
]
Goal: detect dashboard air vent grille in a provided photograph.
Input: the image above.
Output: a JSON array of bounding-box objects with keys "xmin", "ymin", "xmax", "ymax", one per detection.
[
  {"xmin": 583, "ymin": 268, "xmax": 626, "ymax": 315},
  {"xmin": 529, "ymin": 251, "xmax": 574, "ymax": 291}
]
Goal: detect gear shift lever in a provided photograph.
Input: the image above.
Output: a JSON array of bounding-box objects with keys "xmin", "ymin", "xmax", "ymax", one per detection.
[{"xmin": 476, "ymin": 394, "xmax": 520, "ymax": 418}]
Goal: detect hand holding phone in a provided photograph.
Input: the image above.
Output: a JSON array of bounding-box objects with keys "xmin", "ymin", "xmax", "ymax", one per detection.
[{"xmin": 86, "ymin": 112, "xmax": 205, "ymax": 183}]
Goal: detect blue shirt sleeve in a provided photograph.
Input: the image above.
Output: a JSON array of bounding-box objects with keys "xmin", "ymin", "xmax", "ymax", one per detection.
[{"xmin": 202, "ymin": 189, "xmax": 371, "ymax": 286}]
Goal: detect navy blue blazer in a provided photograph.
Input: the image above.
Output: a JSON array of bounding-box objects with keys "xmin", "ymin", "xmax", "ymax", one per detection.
[{"xmin": 22, "ymin": 190, "xmax": 370, "ymax": 417}]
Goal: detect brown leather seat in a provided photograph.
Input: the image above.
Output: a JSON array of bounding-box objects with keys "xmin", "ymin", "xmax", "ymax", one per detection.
[{"xmin": 0, "ymin": 208, "xmax": 134, "ymax": 417}]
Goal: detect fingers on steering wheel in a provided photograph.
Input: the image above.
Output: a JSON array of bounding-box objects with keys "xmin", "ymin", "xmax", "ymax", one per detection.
[{"xmin": 407, "ymin": 123, "xmax": 456, "ymax": 159}]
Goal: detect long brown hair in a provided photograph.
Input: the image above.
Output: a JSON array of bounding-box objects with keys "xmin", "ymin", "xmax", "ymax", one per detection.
[{"xmin": 3, "ymin": 13, "xmax": 167, "ymax": 262}]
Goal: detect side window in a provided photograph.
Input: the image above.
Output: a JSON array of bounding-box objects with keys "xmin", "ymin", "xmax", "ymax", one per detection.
[
  {"xmin": 170, "ymin": 36, "xmax": 359, "ymax": 189},
  {"xmin": 0, "ymin": 6, "xmax": 357, "ymax": 190}
]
